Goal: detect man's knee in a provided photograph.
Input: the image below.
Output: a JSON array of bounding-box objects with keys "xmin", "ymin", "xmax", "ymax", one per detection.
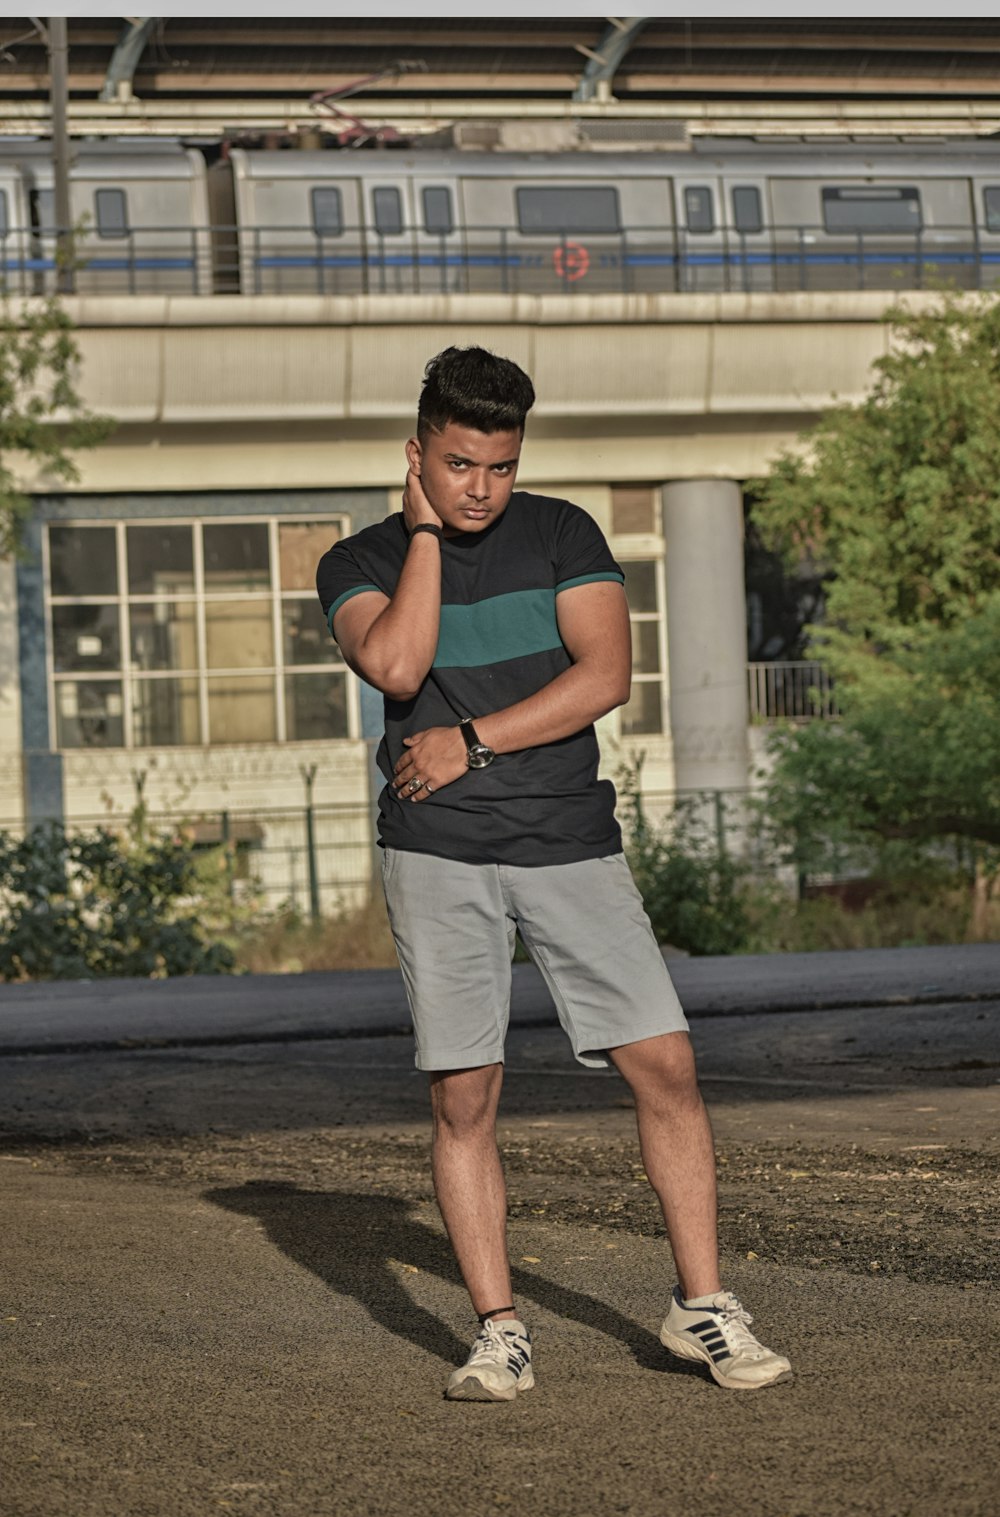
[
  {"xmin": 610, "ymin": 1031, "xmax": 702, "ymax": 1105},
  {"xmin": 430, "ymin": 1063, "xmax": 503, "ymax": 1137}
]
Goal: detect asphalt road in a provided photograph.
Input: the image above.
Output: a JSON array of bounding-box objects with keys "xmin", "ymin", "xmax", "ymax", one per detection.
[{"xmin": 2, "ymin": 946, "xmax": 999, "ymax": 1517}]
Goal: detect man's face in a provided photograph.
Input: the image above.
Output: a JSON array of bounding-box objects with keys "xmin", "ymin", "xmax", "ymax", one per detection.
[{"xmin": 406, "ymin": 421, "xmax": 522, "ymax": 536}]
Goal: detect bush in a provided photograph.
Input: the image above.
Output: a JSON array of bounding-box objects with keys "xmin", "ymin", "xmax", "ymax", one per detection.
[
  {"xmin": 619, "ymin": 766, "xmax": 769, "ymax": 956},
  {"xmin": 0, "ymin": 822, "xmax": 235, "ymax": 981}
]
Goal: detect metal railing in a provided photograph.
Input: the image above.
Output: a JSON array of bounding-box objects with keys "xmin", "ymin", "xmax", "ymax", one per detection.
[
  {"xmin": 748, "ymin": 660, "xmax": 839, "ymax": 722},
  {"xmin": 631, "ymin": 786, "xmax": 756, "ymax": 858},
  {"xmin": 2, "ymin": 221, "xmax": 998, "ymax": 298},
  {"xmin": 0, "ymin": 802, "xmax": 374, "ymax": 920}
]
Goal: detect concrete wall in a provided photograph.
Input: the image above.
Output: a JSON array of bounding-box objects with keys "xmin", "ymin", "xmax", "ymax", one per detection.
[{"xmin": 17, "ymin": 288, "xmax": 917, "ymax": 497}]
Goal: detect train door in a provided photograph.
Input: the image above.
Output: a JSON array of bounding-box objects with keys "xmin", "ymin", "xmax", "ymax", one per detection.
[
  {"xmin": 411, "ymin": 173, "xmax": 463, "ymax": 294},
  {"xmin": 720, "ymin": 175, "xmax": 774, "ymax": 292},
  {"xmin": 364, "ymin": 176, "xmax": 416, "ymax": 295},
  {"xmin": 306, "ymin": 175, "xmax": 364, "ymax": 296},
  {"xmin": 671, "ymin": 174, "xmax": 725, "ymax": 292},
  {"xmin": 970, "ymin": 176, "xmax": 1000, "ymax": 290},
  {"xmin": 0, "ymin": 165, "xmax": 32, "ymax": 296}
]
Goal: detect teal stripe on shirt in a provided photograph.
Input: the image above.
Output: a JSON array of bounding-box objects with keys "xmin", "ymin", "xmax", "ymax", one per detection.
[
  {"xmin": 434, "ymin": 588, "xmax": 563, "ymax": 669},
  {"xmin": 327, "ymin": 582, "xmax": 380, "ymax": 632},
  {"xmin": 330, "ymin": 572, "xmax": 624, "ymax": 657},
  {"xmin": 556, "ymin": 570, "xmax": 626, "ymax": 594}
]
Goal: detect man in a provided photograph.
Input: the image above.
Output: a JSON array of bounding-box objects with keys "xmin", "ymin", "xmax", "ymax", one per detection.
[{"xmin": 317, "ymin": 346, "xmax": 791, "ymax": 1402}]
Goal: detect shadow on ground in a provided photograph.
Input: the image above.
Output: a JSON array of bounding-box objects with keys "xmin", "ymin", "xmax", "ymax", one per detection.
[{"xmin": 205, "ymin": 1181, "xmax": 690, "ymax": 1377}]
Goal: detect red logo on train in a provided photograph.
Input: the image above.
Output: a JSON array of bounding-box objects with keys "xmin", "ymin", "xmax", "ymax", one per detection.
[{"xmin": 552, "ymin": 241, "xmax": 590, "ymax": 281}]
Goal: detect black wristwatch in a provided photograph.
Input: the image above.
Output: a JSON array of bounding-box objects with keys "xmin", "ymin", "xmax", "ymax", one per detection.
[{"xmin": 458, "ymin": 717, "xmax": 495, "ymax": 769}]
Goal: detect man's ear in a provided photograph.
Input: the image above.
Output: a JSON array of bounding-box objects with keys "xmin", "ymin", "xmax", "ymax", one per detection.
[{"xmin": 405, "ymin": 436, "xmax": 422, "ymax": 475}]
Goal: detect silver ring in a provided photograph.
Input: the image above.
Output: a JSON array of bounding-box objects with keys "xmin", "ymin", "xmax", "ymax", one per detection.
[
  {"xmin": 424, "ymin": 781, "xmax": 434, "ymax": 794},
  {"xmin": 408, "ymin": 776, "xmax": 422, "ymax": 793}
]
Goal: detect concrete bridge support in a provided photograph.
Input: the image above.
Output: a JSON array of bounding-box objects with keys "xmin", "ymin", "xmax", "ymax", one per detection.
[{"xmin": 661, "ymin": 478, "xmax": 749, "ymax": 795}]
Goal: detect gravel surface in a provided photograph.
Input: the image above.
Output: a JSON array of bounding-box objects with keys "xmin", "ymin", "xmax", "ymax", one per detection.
[{"xmin": 2, "ymin": 966, "xmax": 998, "ymax": 1517}]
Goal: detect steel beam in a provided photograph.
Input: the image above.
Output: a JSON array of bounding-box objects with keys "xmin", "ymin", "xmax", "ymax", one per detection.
[
  {"xmin": 573, "ymin": 17, "xmax": 649, "ymax": 103},
  {"xmin": 98, "ymin": 16, "xmax": 159, "ymax": 103}
]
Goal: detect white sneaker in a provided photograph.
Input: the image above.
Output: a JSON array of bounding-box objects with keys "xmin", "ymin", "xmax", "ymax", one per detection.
[
  {"xmin": 659, "ymin": 1287, "xmax": 793, "ymax": 1390},
  {"xmin": 445, "ymin": 1319, "xmax": 534, "ymax": 1402}
]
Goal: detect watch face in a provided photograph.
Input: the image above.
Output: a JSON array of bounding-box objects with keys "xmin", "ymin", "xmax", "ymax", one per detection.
[{"xmin": 467, "ymin": 745, "xmax": 495, "ymax": 769}]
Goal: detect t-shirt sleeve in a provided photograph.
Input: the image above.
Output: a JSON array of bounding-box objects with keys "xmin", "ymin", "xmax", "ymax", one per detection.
[
  {"xmin": 553, "ymin": 501, "xmax": 625, "ymax": 593},
  {"xmin": 316, "ymin": 540, "xmax": 384, "ymax": 639}
]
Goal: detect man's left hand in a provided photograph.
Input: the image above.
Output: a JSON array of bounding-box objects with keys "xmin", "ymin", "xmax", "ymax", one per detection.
[{"xmin": 392, "ymin": 725, "xmax": 468, "ymax": 802}]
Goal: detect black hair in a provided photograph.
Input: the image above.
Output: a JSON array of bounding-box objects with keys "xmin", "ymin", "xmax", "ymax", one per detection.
[{"xmin": 416, "ymin": 346, "xmax": 536, "ymax": 441}]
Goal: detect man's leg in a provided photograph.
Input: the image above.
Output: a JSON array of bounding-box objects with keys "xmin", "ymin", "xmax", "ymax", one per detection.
[
  {"xmin": 611, "ymin": 1030, "xmax": 792, "ymax": 1389},
  {"xmin": 609, "ymin": 1030, "xmax": 721, "ymax": 1300},
  {"xmin": 431, "ymin": 1062, "xmax": 535, "ymax": 1402},
  {"xmin": 429, "ymin": 1062, "xmax": 516, "ymax": 1321}
]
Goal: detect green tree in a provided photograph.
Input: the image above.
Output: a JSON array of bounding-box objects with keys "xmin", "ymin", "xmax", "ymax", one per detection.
[
  {"xmin": 0, "ymin": 292, "xmax": 114, "ymax": 555},
  {"xmin": 751, "ymin": 292, "xmax": 1000, "ymax": 640},
  {"xmin": 761, "ymin": 600, "xmax": 1000, "ymax": 860},
  {"xmin": 750, "ymin": 295, "xmax": 1000, "ymax": 932}
]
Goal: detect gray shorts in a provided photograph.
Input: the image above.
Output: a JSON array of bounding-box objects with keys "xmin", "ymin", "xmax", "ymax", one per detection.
[{"xmin": 380, "ymin": 849, "xmax": 689, "ymax": 1071}]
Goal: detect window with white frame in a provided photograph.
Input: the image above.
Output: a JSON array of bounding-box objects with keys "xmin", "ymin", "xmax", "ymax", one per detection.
[
  {"xmin": 46, "ymin": 518, "xmax": 351, "ymax": 749},
  {"xmin": 610, "ymin": 485, "xmax": 666, "ymax": 737},
  {"xmin": 619, "ymin": 558, "xmax": 665, "ymax": 736}
]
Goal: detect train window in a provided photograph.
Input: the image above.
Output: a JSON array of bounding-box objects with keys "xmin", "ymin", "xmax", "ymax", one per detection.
[
  {"xmin": 515, "ymin": 187, "xmax": 620, "ymax": 234},
  {"xmin": 34, "ymin": 188, "xmax": 55, "ymax": 232},
  {"xmin": 0, "ymin": 189, "xmax": 7, "ymax": 236},
  {"xmin": 95, "ymin": 188, "xmax": 129, "ymax": 240},
  {"xmin": 684, "ymin": 186, "xmax": 715, "ymax": 235},
  {"xmin": 732, "ymin": 186, "xmax": 763, "ymax": 235},
  {"xmin": 821, "ymin": 187, "xmax": 922, "ymax": 234},
  {"xmin": 373, "ymin": 187, "xmax": 403, "ymax": 237},
  {"xmin": 422, "ymin": 186, "xmax": 454, "ymax": 236},
  {"xmin": 311, "ymin": 187, "xmax": 343, "ymax": 237},
  {"xmin": 983, "ymin": 188, "xmax": 1000, "ymax": 233}
]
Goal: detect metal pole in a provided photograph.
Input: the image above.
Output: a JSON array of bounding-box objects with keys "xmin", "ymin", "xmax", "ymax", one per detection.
[
  {"xmin": 220, "ymin": 808, "xmax": 234, "ymax": 902},
  {"xmin": 713, "ymin": 790, "xmax": 727, "ymax": 857},
  {"xmin": 300, "ymin": 763, "xmax": 321, "ymax": 924},
  {"xmin": 131, "ymin": 767, "xmax": 147, "ymax": 843},
  {"xmin": 47, "ymin": 16, "xmax": 74, "ymax": 294}
]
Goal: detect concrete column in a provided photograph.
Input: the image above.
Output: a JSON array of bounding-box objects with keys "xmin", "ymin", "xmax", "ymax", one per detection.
[
  {"xmin": 15, "ymin": 517, "xmax": 65, "ymax": 827},
  {"xmin": 661, "ymin": 479, "xmax": 749, "ymax": 795}
]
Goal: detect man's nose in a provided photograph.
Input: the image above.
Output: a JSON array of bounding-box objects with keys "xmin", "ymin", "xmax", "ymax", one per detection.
[{"xmin": 466, "ymin": 471, "xmax": 491, "ymax": 502}]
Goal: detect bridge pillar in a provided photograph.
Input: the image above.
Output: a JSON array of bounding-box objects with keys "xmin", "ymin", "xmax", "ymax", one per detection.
[{"xmin": 661, "ymin": 479, "xmax": 749, "ymax": 795}]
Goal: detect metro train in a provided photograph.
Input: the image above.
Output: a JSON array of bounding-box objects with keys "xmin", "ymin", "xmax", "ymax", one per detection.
[{"xmin": 2, "ymin": 136, "xmax": 1000, "ymax": 297}]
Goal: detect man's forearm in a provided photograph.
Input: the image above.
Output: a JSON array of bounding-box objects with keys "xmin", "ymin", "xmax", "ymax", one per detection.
[
  {"xmin": 474, "ymin": 660, "xmax": 630, "ymax": 755},
  {"xmin": 358, "ymin": 534, "xmax": 441, "ymax": 697}
]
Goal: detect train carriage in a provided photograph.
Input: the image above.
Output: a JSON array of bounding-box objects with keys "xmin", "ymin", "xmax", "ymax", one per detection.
[
  {"xmin": 0, "ymin": 141, "xmax": 211, "ymax": 296},
  {"xmin": 3, "ymin": 136, "xmax": 1000, "ymax": 297}
]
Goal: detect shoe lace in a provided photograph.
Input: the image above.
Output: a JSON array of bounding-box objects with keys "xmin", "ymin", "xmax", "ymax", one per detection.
[
  {"xmin": 714, "ymin": 1295, "xmax": 766, "ymax": 1358},
  {"xmin": 469, "ymin": 1320, "xmax": 510, "ymax": 1363}
]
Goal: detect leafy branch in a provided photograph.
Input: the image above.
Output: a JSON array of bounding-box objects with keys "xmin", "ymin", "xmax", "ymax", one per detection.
[{"xmin": 0, "ymin": 290, "xmax": 115, "ymax": 556}]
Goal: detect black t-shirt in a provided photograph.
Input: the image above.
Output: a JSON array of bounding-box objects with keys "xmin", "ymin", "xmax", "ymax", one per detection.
[{"xmin": 316, "ymin": 491, "xmax": 625, "ymax": 867}]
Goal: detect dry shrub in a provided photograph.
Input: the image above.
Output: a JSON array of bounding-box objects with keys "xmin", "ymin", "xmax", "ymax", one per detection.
[
  {"xmin": 769, "ymin": 882, "xmax": 999, "ymax": 954},
  {"xmin": 231, "ymin": 893, "xmax": 399, "ymax": 975}
]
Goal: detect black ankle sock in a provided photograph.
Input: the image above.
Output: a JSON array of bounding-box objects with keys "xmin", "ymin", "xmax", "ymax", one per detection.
[{"xmin": 477, "ymin": 1305, "xmax": 516, "ymax": 1324}]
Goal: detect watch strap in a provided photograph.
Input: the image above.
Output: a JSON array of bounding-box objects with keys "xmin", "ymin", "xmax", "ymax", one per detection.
[
  {"xmin": 409, "ymin": 522, "xmax": 443, "ymax": 540},
  {"xmin": 458, "ymin": 717, "xmax": 480, "ymax": 751}
]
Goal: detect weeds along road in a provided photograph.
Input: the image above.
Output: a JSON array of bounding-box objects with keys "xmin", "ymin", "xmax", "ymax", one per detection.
[{"xmin": 1, "ymin": 949, "xmax": 998, "ymax": 1517}]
